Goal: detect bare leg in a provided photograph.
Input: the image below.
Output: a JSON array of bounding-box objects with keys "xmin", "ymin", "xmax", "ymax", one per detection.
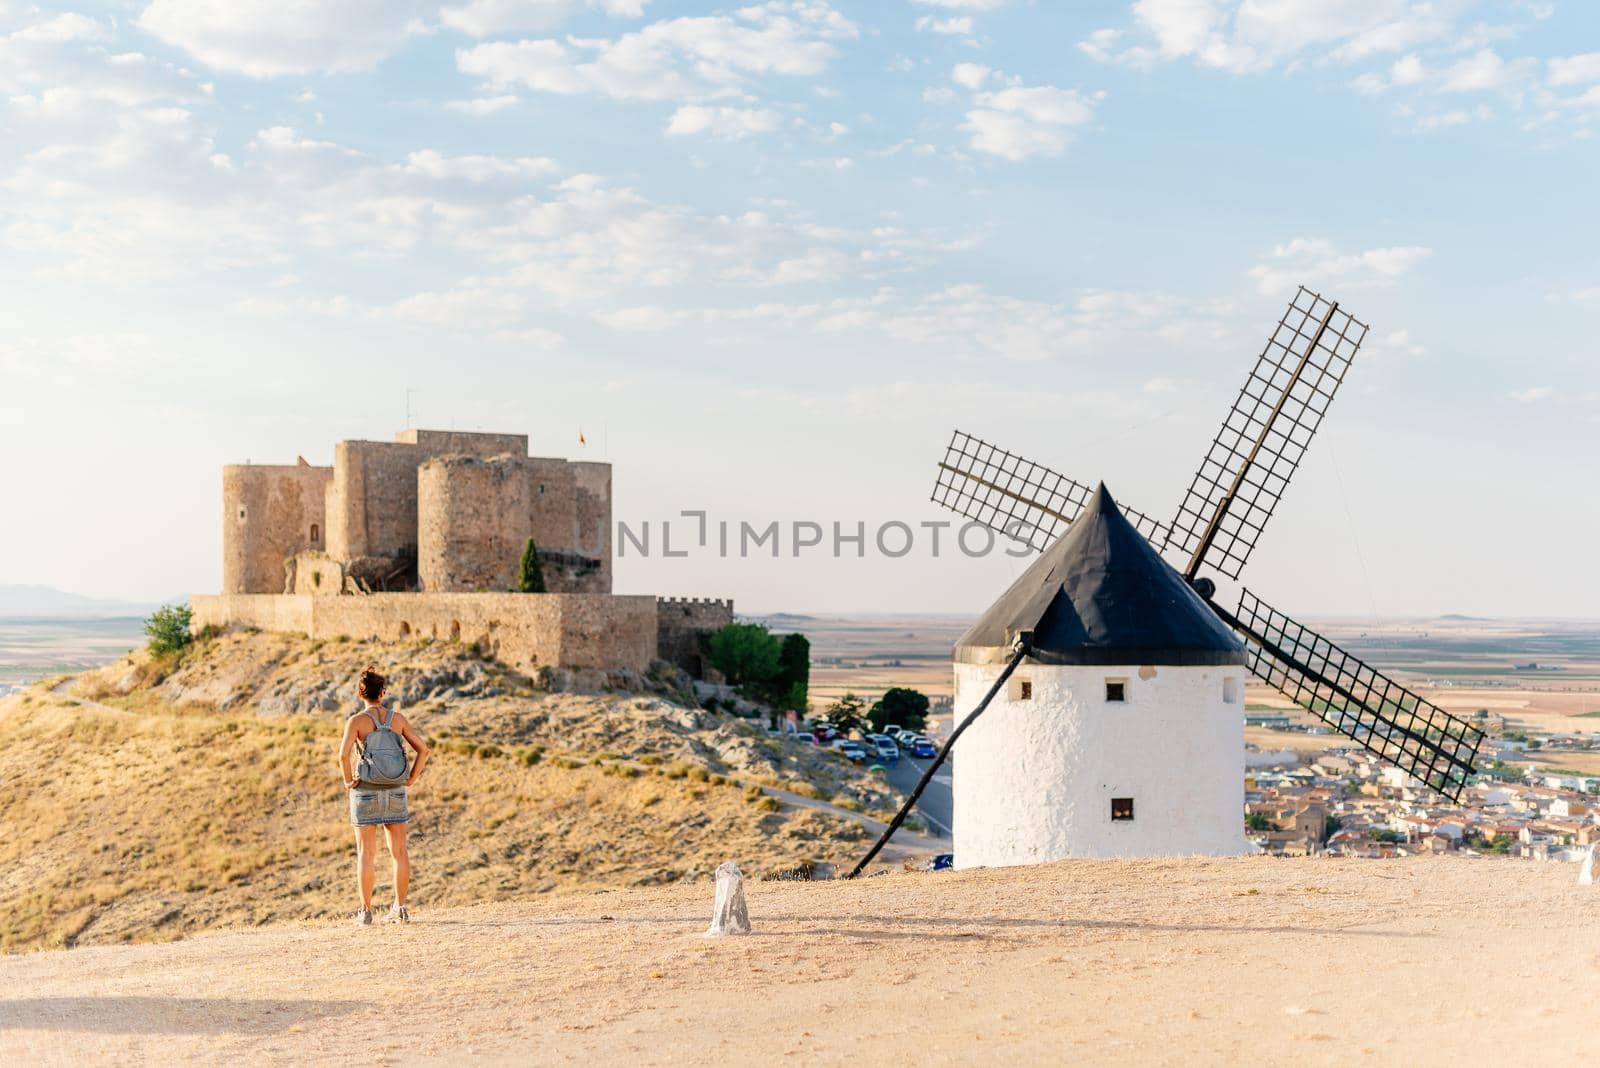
[
  {"xmin": 355, "ymin": 825, "xmax": 378, "ymax": 910},
  {"xmin": 384, "ymin": 822, "xmax": 410, "ymax": 907}
]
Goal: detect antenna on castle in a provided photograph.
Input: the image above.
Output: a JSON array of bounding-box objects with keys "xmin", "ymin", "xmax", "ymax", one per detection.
[{"xmin": 405, "ymin": 388, "xmax": 417, "ymax": 429}]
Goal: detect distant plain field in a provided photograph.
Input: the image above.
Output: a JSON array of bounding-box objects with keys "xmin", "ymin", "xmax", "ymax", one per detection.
[
  {"xmin": 0, "ymin": 618, "xmax": 145, "ymax": 690},
  {"xmin": 788, "ymin": 613, "xmax": 1600, "ymax": 732}
]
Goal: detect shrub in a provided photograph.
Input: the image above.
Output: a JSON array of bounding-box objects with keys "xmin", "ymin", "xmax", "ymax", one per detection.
[
  {"xmin": 144, "ymin": 604, "xmax": 193, "ymax": 656},
  {"xmin": 517, "ymin": 537, "xmax": 546, "ymax": 593},
  {"xmin": 868, "ymin": 687, "xmax": 930, "ymax": 733},
  {"xmin": 707, "ymin": 623, "xmax": 781, "ymax": 694}
]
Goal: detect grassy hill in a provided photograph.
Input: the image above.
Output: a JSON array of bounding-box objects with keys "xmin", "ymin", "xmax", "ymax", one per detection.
[{"xmin": 0, "ymin": 630, "xmax": 912, "ymax": 953}]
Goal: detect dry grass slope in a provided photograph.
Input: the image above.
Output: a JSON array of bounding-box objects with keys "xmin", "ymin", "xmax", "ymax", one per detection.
[{"xmin": 0, "ymin": 631, "xmax": 904, "ymax": 953}]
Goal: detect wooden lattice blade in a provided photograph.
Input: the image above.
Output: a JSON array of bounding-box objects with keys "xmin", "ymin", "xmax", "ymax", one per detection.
[
  {"xmin": 1219, "ymin": 589, "xmax": 1484, "ymax": 801},
  {"xmin": 931, "ymin": 429, "xmax": 1172, "ymax": 552},
  {"xmin": 1165, "ymin": 287, "xmax": 1368, "ymax": 580}
]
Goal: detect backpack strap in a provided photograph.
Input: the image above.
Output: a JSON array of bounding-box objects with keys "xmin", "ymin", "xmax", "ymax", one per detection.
[{"xmin": 354, "ymin": 706, "xmax": 383, "ymax": 758}]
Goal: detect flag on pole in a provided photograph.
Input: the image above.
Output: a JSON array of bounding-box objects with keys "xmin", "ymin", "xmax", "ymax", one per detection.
[{"xmin": 578, "ymin": 429, "xmax": 587, "ymax": 446}]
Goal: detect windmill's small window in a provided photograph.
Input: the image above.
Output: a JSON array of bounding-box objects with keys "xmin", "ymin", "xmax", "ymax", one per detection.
[
  {"xmin": 1111, "ymin": 797, "xmax": 1135, "ymax": 821},
  {"xmin": 1223, "ymin": 677, "xmax": 1240, "ymax": 705},
  {"xmin": 310, "ymin": 523, "xmax": 320, "ymax": 544},
  {"xmin": 1009, "ymin": 677, "xmax": 1032, "ymax": 701},
  {"xmin": 539, "ymin": 483, "xmax": 546, "ymax": 495},
  {"xmin": 1105, "ymin": 679, "xmax": 1127, "ymax": 703},
  {"xmin": 237, "ymin": 508, "xmax": 247, "ymax": 521}
]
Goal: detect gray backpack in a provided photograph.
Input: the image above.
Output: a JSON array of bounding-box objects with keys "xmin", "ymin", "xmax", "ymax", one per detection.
[{"xmin": 356, "ymin": 706, "xmax": 410, "ymax": 788}]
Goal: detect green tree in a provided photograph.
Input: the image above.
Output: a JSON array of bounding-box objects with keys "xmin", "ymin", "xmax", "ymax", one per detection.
[
  {"xmin": 517, "ymin": 537, "xmax": 546, "ymax": 593},
  {"xmin": 144, "ymin": 603, "xmax": 193, "ymax": 656},
  {"xmin": 707, "ymin": 623, "xmax": 781, "ymax": 693},
  {"xmin": 868, "ymin": 687, "xmax": 930, "ymax": 733},
  {"xmin": 1322, "ymin": 814, "xmax": 1341, "ymax": 844},
  {"xmin": 774, "ymin": 633, "xmax": 810, "ymax": 711},
  {"xmin": 825, "ymin": 693, "xmax": 868, "ymax": 737},
  {"xmin": 1245, "ymin": 811, "xmax": 1279, "ymax": 832}
]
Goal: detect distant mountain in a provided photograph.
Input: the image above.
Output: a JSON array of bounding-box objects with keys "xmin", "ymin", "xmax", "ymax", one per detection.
[{"xmin": 0, "ymin": 585, "xmax": 166, "ymax": 619}]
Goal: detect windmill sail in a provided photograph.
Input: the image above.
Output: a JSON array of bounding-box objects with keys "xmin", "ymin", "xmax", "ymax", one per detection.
[
  {"xmin": 1166, "ymin": 287, "xmax": 1367, "ymax": 581},
  {"xmin": 1221, "ymin": 588, "xmax": 1483, "ymax": 800},
  {"xmin": 932, "ymin": 429, "xmax": 1171, "ymax": 552}
]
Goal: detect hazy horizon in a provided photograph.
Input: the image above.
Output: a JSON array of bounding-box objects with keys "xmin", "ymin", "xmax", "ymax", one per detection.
[{"xmin": 2, "ymin": 2, "xmax": 1595, "ymax": 618}]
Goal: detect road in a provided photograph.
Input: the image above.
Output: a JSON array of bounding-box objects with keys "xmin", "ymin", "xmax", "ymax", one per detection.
[{"xmin": 884, "ymin": 746, "xmax": 953, "ymax": 843}]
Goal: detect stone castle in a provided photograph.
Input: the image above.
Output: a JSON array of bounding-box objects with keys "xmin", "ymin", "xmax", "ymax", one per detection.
[{"xmin": 192, "ymin": 428, "xmax": 732, "ymax": 674}]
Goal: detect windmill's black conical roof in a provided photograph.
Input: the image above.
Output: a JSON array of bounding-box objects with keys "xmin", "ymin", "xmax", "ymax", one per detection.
[{"xmin": 954, "ymin": 483, "xmax": 1245, "ymax": 667}]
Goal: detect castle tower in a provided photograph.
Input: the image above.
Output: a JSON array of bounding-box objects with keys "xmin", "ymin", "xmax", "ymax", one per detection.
[{"xmin": 951, "ymin": 484, "xmax": 1250, "ymax": 867}]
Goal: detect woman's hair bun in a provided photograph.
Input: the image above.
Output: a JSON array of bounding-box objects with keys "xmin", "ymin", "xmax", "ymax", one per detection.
[{"xmin": 358, "ymin": 666, "xmax": 386, "ymax": 701}]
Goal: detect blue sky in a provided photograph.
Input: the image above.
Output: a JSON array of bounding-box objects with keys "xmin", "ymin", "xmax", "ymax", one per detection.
[{"xmin": 0, "ymin": 0, "xmax": 1596, "ymax": 618}]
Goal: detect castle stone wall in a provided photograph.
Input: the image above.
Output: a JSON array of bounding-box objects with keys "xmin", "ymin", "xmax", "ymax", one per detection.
[
  {"xmin": 289, "ymin": 553, "xmax": 348, "ymax": 596},
  {"xmin": 397, "ymin": 429, "xmax": 527, "ymax": 454},
  {"xmin": 656, "ymin": 597, "xmax": 734, "ymax": 675},
  {"xmin": 326, "ymin": 432, "xmax": 531, "ymax": 572},
  {"xmin": 417, "ymin": 455, "xmax": 531, "ymax": 593},
  {"xmin": 223, "ymin": 464, "xmax": 332, "ymax": 594},
  {"xmin": 573, "ymin": 462, "xmax": 612, "ymax": 592},
  {"xmin": 416, "ymin": 454, "xmax": 608, "ymax": 595},
  {"xmin": 193, "ymin": 593, "xmax": 315, "ymax": 634},
  {"xmin": 192, "ymin": 592, "xmax": 657, "ymax": 671},
  {"xmin": 523, "ymin": 457, "xmax": 578, "ymax": 556}
]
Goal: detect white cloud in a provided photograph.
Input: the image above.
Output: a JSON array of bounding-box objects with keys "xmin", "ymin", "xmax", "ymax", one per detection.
[
  {"xmin": 951, "ymin": 62, "xmax": 990, "ymax": 89},
  {"xmin": 137, "ymin": 0, "xmax": 430, "ymax": 77},
  {"xmin": 665, "ymin": 105, "xmax": 782, "ymax": 141},
  {"xmin": 491, "ymin": 326, "xmax": 566, "ymax": 349},
  {"xmin": 439, "ymin": 0, "xmax": 649, "ymax": 38},
  {"xmin": 949, "ymin": 66, "xmax": 1101, "ymax": 161},
  {"xmin": 1548, "ymin": 52, "xmax": 1600, "ymax": 87},
  {"xmin": 1510, "ymin": 386, "xmax": 1552, "ymax": 403},
  {"xmin": 400, "ymin": 149, "xmax": 558, "ymax": 181},
  {"xmin": 444, "ymin": 94, "xmax": 520, "ymax": 115},
  {"xmin": 455, "ymin": 2, "xmax": 856, "ymax": 102},
  {"xmin": 1084, "ymin": 1, "xmax": 1468, "ymax": 74},
  {"xmin": 916, "ymin": 16, "xmax": 974, "ymax": 35},
  {"xmin": 1248, "ymin": 237, "xmax": 1432, "ymax": 296},
  {"xmin": 1437, "ymin": 49, "xmax": 1535, "ymax": 93},
  {"xmin": 911, "ymin": 0, "xmax": 1008, "ymax": 8}
]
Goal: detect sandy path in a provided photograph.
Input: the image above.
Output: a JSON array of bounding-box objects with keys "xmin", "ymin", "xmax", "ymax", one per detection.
[{"xmin": 1, "ymin": 855, "xmax": 1592, "ymax": 1066}]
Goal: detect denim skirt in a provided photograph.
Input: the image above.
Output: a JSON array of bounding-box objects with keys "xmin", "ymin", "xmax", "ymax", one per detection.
[{"xmin": 350, "ymin": 785, "xmax": 410, "ymax": 826}]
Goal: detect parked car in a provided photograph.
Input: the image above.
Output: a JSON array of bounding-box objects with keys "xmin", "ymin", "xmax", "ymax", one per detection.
[
  {"xmin": 838, "ymin": 742, "xmax": 868, "ymax": 764},
  {"xmin": 926, "ymin": 853, "xmax": 954, "ymax": 872},
  {"xmin": 884, "ymin": 725, "xmax": 906, "ymax": 742},
  {"xmin": 911, "ymin": 737, "xmax": 937, "ymax": 758},
  {"xmin": 865, "ymin": 735, "xmax": 899, "ymax": 762}
]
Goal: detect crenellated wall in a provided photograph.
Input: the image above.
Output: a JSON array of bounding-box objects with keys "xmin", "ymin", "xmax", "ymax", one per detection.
[{"xmin": 656, "ymin": 597, "xmax": 735, "ymax": 675}]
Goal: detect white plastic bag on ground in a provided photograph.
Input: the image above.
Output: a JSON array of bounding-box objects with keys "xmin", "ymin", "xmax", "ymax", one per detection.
[
  {"xmin": 705, "ymin": 861, "xmax": 751, "ymax": 936},
  {"xmin": 1579, "ymin": 845, "xmax": 1596, "ymax": 886}
]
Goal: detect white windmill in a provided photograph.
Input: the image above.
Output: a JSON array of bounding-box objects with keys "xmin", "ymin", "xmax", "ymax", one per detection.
[
  {"xmin": 950, "ymin": 483, "xmax": 1250, "ymax": 864},
  {"xmin": 849, "ymin": 287, "xmax": 1484, "ymax": 876}
]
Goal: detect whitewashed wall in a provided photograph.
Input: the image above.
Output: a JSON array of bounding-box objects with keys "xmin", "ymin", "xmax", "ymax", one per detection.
[{"xmin": 952, "ymin": 660, "xmax": 1250, "ymax": 867}]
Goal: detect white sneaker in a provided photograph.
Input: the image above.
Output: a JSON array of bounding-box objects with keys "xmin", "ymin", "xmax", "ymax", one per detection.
[
  {"xmin": 388, "ymin": 904, "xmax": 410, "ymax": 924},
  {"xmin": 354, "ymin": 908, "xmax": 373, "ymax": 927}
]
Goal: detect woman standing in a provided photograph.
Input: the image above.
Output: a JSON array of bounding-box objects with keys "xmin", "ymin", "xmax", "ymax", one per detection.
[{"xmin": 338, "ymin": 667, "xmax": 430, "ymax": 926}]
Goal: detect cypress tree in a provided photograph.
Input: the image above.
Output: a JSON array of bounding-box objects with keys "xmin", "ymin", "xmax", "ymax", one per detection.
[{"xmin": 517, "ymin": 536, "xmax": 546, "ymax": 593}]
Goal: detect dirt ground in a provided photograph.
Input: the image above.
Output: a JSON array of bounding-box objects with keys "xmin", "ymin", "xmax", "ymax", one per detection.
[{"xmin": 1, "ymin": 854, "xmax": 1591, "ymax": 1066}]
